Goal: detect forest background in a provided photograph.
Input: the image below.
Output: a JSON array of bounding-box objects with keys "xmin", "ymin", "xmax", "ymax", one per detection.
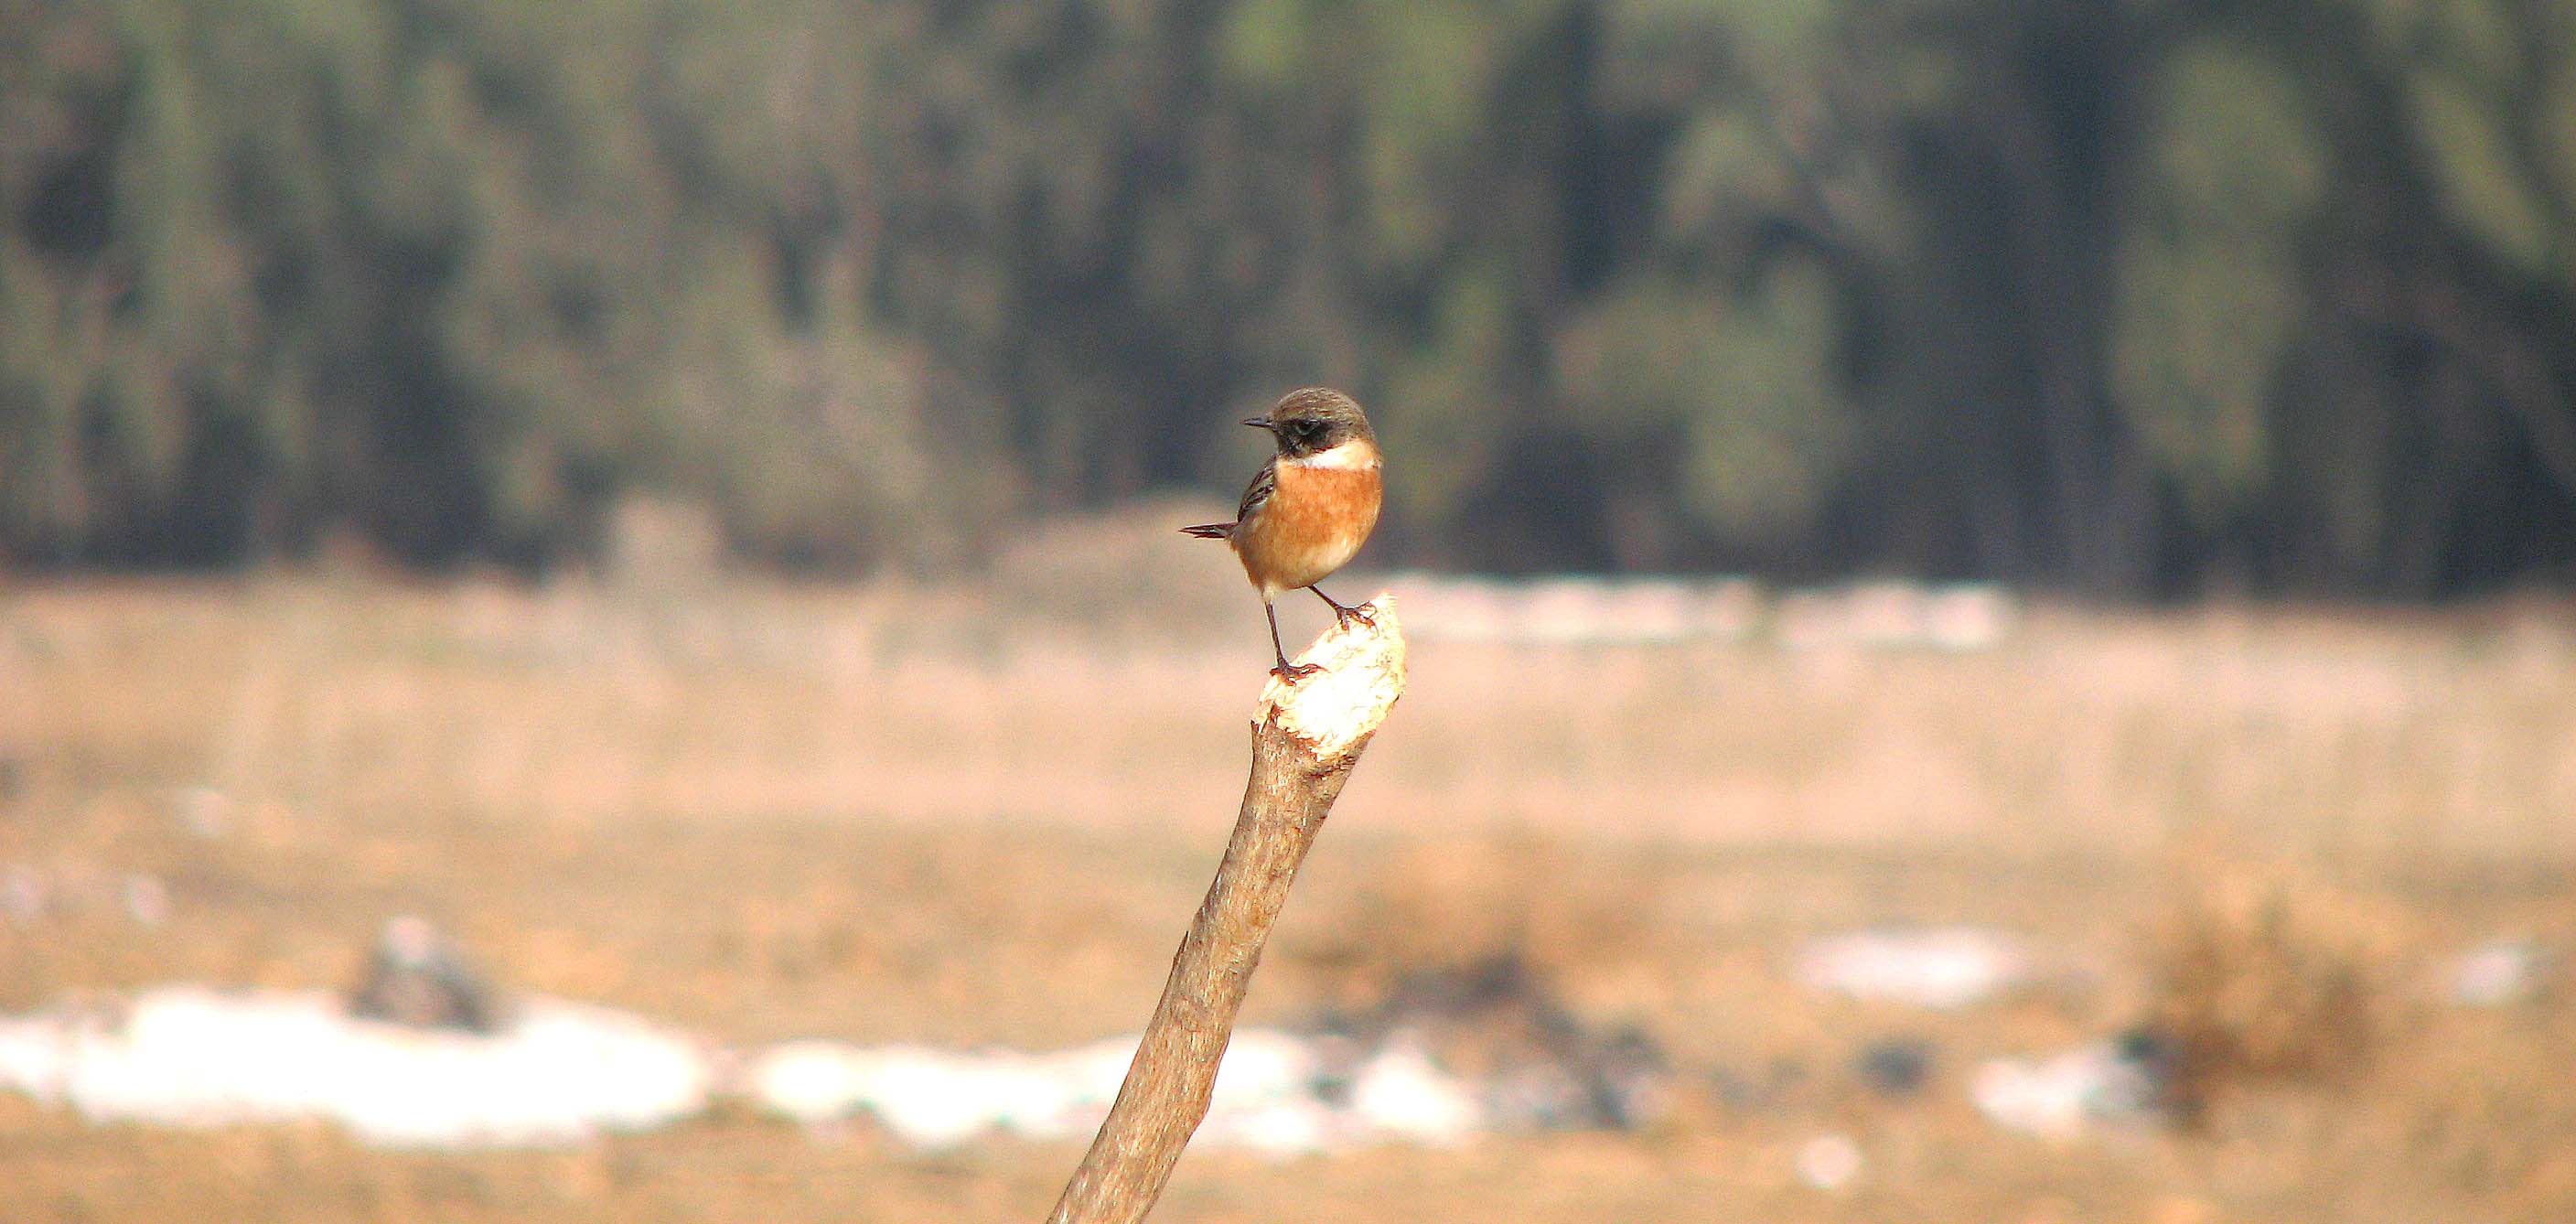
[{"xmin": 5, "ymin": 0, "xmax": 2575, "ymax": 597}]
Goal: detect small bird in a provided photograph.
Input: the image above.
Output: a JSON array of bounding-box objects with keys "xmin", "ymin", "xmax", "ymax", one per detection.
[{"xmin": 1183, "ymin": 388, "xmax": 1384, "ymax": 680}]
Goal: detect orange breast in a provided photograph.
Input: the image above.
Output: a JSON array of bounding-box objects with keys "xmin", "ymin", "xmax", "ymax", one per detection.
[{"xmin": 1236, "ymin": 462, "xmax": 1382, "ymax": 593}]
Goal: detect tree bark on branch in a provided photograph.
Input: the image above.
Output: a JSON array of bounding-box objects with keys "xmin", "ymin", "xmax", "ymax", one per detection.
[{"xmin": 1046, "ymin": 596, "xmax": 1408, "ymax": 1224}]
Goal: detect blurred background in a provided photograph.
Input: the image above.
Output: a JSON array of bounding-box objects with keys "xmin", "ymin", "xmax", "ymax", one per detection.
[{"xmin": 3, "ymin": 0, "xmax": 2573, "ymax": 1220}]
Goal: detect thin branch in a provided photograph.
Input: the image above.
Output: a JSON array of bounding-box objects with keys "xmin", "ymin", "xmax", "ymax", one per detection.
[{"xmin": 1046, "ymin": 596, "xmax": 1408, "ymax": 1224}]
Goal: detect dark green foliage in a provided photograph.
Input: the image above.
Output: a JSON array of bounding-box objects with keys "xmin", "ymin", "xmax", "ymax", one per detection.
[{"xmin": 2, "ymin": 0, "xmax": 2571, "ymax": 595}]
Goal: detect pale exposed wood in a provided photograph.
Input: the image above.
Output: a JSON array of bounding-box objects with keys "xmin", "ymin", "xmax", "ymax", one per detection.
[{"xmin": 1047, "ymin": 597, "xmax": 1406, "ymax": 1224}]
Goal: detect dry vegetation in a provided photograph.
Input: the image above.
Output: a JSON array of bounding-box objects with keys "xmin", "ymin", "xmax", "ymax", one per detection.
[{"xmin": 2, "ymin": 548, "xmax": 2573, "ymax": 1221}]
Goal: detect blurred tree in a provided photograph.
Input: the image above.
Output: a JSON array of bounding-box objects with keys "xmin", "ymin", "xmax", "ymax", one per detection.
[{"xmin": 2, "ymin": 0, "xmax": 2571, "ymax": 595}]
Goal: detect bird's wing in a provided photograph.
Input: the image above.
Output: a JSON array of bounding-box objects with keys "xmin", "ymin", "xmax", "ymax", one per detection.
[
  {"xmin": 1178, "ymin": 458, "xmax": 1278, "ymax": 539},
  {"xmin": 1234, "ymin": 457, "xmax": 1278, "ymax": 524}
]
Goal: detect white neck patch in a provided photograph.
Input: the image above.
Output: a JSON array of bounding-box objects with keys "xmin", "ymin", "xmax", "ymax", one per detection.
[{"xmin": 1289, "ymin": 440, "xmax": 1381, "ymax": 471}]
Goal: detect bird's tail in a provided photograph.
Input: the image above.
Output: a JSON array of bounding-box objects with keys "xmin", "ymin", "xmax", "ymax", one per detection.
[{"xmin": 1178, "ymin": 521, "xmax": 1235, "ymax": 539}]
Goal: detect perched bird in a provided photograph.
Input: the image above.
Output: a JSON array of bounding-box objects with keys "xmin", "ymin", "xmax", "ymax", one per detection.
[{"xmin": 1183, "ymin": 388, "xmax": 1384, "ymax": 680}]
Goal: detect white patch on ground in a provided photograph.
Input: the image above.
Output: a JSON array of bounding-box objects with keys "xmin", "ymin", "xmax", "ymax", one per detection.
[
  {"xmin": 1342, "ymin": 1034, "xmax": 1485, "ymax": 1146},
  {"xmin": 1796, "ymin": 927, "xmax": 2034, "ymax": 1010},
  {"xmin": 2443, "ymin": 938, "xmax": 2549, "ymax": 1007},
  {"xmin": 741, "ymin": 1025, "xmax": 1483, "ymax": 1155},
  {"xmin": 0, "ymin": 985, "xmax": 710, "ymax": 1147},
  {"xmin": 1970, "ymin": 1043, "xmax": 2162, "ymax": 1139},
  {"xmin": 745, "ymin": 1037, "xmax": 1121, "ymax": 1146},
  {"xmin": 1375, "ymin": 572, "xmax": 2015, "ymax": 649},
  {"xmin": 0, "ymin": 983, "xmax": 1612, "ymax": 1156},
  {"xmin": 1794, "ymin": 1132, "xmax": 1865, "ymax": 1192}
]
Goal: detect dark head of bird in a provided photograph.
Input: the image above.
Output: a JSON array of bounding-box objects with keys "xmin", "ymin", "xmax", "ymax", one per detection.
[{"xmin": 1244, "ymin": 387, "xmax": 1374, "ymax": 460}]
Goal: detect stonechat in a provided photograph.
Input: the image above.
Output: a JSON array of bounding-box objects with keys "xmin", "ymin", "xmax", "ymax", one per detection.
[{"xmin": 1183, "ymin": 388, "xmax": 1384, "ymax": 681}]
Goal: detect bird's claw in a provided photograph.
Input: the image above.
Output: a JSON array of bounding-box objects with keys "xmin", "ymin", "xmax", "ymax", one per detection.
[
  {"xmin": 1270, "ymin": 661, "xmax": 1325, "ymax": 682},
  {"xmin": 1330, "ymin": 605, "xmax": 1376, "ymax": 629}
]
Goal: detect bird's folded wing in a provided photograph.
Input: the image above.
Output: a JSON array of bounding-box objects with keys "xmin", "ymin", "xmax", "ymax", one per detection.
[{"xmin": 1234, "ymin": 459, "xmax": 1277, "ymax": 523}]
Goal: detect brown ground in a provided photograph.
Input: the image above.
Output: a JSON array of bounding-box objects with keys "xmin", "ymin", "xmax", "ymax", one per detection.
[{"xmin": 2, "ymin": 562, "xmax": 2571, "ymax": 1222}]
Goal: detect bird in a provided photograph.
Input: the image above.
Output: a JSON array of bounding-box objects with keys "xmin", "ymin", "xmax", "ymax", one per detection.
[{"xmin": 1182, "ymin": 387, "xmax": 1384, "ymax": 681}]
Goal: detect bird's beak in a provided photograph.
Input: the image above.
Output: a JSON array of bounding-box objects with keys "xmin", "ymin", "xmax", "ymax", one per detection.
[{"xmin": 1241, "ymin": 417, "xmax": 1273, "ymax": 431}]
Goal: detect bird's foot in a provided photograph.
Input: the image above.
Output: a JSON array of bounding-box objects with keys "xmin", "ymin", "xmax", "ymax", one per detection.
[
  {"xmin": 1270, "ymin": 660, "xmax": 1325, "ymax": 682},
  {"xmin": 1328, "ymin": 604, "xmax": 1377, "ymax": 629}
]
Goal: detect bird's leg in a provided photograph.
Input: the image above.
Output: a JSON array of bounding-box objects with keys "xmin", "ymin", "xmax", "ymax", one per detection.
[
  {"xmin": 1307, "ymin": 584, "xmax": 1376, "ymax": 628},
  {"xmin": 1266, "ymin": 597, "xmax": 1321, "ymax": 681}
]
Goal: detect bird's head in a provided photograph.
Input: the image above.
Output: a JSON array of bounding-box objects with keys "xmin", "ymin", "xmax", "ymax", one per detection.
[{"xmin": 1245, "ymin": 387, "xmax": 1374, "ymax": 460}]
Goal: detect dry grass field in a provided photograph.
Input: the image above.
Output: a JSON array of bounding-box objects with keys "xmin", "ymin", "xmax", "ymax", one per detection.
[{"xmin": 3, "ymin": 543, "xmax": 2573, "ymax": 1220}]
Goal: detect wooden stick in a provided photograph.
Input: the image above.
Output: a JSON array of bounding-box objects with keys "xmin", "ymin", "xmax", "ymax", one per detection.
[{"xmin": 1047, "ymin": 596, "xmax": 1407, "ymax": 1224}]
